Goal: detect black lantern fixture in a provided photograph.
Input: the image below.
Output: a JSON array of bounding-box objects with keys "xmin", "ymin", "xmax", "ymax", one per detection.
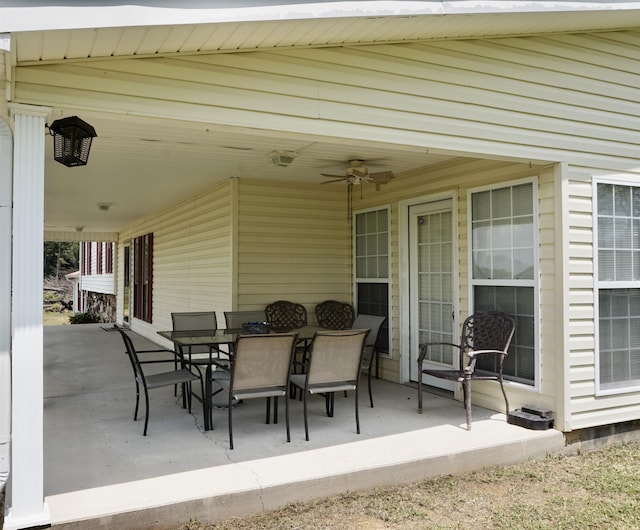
[{"xmin": 48, "ymin": 116, "xmax": 97, "ymax": 167}]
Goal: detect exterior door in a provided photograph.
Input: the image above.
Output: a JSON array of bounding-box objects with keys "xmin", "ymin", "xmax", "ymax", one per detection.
[{"xmin": 409, "ymin": 199, "xmax": 456, "ymax": 389}]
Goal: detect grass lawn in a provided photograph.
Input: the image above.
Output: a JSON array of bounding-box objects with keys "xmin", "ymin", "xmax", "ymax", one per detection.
[
  {"xmin": 43, "ymin": 311, "xmax": 70, "ymax": 326},
  {"xmin": 176, "ymin": 440, "xmax": 640, "ymax": 529}
]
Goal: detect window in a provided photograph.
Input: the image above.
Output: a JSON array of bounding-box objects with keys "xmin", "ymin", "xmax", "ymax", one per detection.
[
  {"xmin": 354, "ymin": 208, "xmax": 390, "ymax": 353},
  {"xmin": 470, "ymin": 181, "xmax": 537, "ymax": 385},
  {"xmin": 133, "ymin": 233, "xmax": 153, "ymax": 323},
  {"xmin": 97, "ymin": 242, "xmax": 103, "ymax": 274},
  {"xmin": 105, "ymin": 242, "xmax": 113, "ymax": 274},
  {"xmin": 596, "ymin": 182, "xmax": 640, "ymax": 392}
]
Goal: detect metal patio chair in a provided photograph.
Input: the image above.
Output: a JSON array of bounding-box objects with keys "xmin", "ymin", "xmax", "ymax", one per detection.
[
  {"xmin": 118, "ymin": 329, "xmax": 204, "ymax": 436},
  {"xmin": 315, "ymin": 300, "xmax": 355, "ymax": 330},
  {"xmin": 265, "ymin": 300, "xmax": 307, "ymax": 330},
  {"xmin": 417, "ymin": 311, "xmax": 515, "ymax": 430},
  {"xmin": 217, "ymin": 333, "xmax": 298, "ymax": 449},
  {"xmin": 290, "ymin": 329, "xmax": 369, "ymax": 441},
  {"xmin": 352, "ymin": 314, "xmax": 386, "ymax": 408},
  {"xmin": 224, "ymin": 310, "xmax": 268, "ymax": 330}
]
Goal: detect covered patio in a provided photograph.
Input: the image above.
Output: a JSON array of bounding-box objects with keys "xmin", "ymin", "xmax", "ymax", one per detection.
[{"xmin": 44, "ymin": 324, "xmax": 564, "ymax": 529}]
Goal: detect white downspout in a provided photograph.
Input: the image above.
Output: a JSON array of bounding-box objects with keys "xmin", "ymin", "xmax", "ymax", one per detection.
[{"xmin": 0, "ymin": 114, "xmax": 13, "ymax": 521}]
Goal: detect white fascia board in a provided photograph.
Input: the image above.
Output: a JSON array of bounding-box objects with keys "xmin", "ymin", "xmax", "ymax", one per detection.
[{"xmin": 1, "ymin": 1, "xmax": 640, "ymax": 32}]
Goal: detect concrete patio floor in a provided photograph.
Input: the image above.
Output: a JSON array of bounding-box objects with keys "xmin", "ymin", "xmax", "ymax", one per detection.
[{"xmin": 43, "ymin": 324, "xmax": 565, "ymax": 529}]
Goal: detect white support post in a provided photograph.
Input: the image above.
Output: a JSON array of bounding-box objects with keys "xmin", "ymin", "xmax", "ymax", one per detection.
[
  {"xmin": 0, "ymin": 118, "xmax": 13, "ymax": 524},
  {"xmin": 5, "ymin": 103, "xmax": 52, "ymax": 530}
]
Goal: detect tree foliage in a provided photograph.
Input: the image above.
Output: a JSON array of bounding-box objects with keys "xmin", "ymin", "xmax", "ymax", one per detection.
[{"xmin": 44, "ymin": 241, "xmax": 79, "ymax": 278}]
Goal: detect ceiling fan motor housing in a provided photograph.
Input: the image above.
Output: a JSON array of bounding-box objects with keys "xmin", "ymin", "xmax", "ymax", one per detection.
[{"xmin": 346, "ymin": 166, "xmax": 369, "ymax": 179}]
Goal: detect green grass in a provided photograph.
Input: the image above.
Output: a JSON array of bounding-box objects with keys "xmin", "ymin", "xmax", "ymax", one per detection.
[{"xmin": 175, "ymin": 440, "xmax": 640, "ymax": 529}]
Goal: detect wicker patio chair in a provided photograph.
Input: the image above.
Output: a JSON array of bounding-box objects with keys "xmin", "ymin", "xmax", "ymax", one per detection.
[
  {"xmin": 290, "ymin": 329, "xmax": 369, "ymax": 441},
  {"xmin": 417, "ymin": 311, "xmax": 515, "ymax": 430},
  {"xmin": 315, "ymin": 300, "xmax": 355, "ymax": 330},
  {"xmin": 217, "ymin": 333, "xmax": 298, "ymax": 449}
]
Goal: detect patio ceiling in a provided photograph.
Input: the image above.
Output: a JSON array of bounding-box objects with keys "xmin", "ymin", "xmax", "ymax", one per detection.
[{"xmin": 42, "ymin": 111, "xmax": 457, "ymax": 235}]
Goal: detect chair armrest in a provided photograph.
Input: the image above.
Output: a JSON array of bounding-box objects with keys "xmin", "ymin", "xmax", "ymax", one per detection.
[
  {"xmin": 466, "ymin": 349, "xmax": 507, "ymax": 359},
  {"xmin": 464, "ymin": 349, "xmax": 507, "ymax": 373},
  {"xmin": 138, "ymin": 358, "xmax": 184, "ymax": 365},
  {"xmin": 418, "ymin": 342, "xmax": 461, "ymax": 363}
]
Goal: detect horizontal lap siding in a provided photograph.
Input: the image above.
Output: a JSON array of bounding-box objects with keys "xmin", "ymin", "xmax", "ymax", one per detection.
[
  {"xmin": 118, "ymin": 180, "xmax": 233, "ymax": 339},
  {"xmin": 566, "ymin": 175, "xmax": 597, "ymax": 429},
  {"xmin": 236, "ymin": 179, "xmax": 350, "ymax": 320},
  {"xmin": 566, "ymin": 169, "xmax": 640, "ymax": 430},
  {"xmin": 15, "ymin": 31, "xmax": 640, "ymax": 167}
]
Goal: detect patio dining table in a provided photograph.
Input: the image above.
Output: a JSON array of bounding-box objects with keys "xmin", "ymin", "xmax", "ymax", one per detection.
[{"xmin": 157, "ymin": 325, "xmax": 324, "ymax": 430}]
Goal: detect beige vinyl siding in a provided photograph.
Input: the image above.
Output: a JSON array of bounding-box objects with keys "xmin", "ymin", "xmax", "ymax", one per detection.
[
  {"xmin": 564, "ymin": 169, "xmax": 640, "ymax": 431},
  {"xmin": 15, "ymin": 30, "xmax": 640, "ymax": 169},
  {"xmin": 117, "ymin": 180, "xmax": 234, "ymax": 342},
  {"xmin": 235, "ymin": 178, "xmax": 350, "ymax": 320},
  {"xmin": 350, "ymin": 158, "xmax": 559, "ymax": 416}
]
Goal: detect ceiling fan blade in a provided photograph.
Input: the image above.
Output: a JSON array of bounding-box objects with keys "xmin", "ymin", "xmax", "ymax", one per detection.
[
  {"xmin": 321, "ymin": 173, "xmax": 346, "ymax": 178},
  {"xmin": 368, "ymin": 171, "xmax": 395, "ymax": 184},
  {"xmin": 321, "ymin": 178, "xmax": 349, "ymax": 184}
]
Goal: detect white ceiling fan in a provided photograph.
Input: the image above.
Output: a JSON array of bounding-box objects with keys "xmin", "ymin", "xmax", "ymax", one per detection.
[{"xmin": 321, "ymin": 159, "xmax": 395, "ymax": 190}]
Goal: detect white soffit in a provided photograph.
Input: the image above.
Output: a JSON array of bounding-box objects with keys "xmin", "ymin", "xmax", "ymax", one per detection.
[{"xmin": 5, "ymin": 2, "xmax": 640, "ymax": 64}]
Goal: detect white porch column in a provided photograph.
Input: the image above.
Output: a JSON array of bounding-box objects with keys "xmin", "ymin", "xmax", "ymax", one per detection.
[
  {"xmin": 5, "ymin": 104, "xmax": 51, "ymax": 530},
  {"xmin": 0, "ymin": 119, "xmax": 13, "ymax": 522}
]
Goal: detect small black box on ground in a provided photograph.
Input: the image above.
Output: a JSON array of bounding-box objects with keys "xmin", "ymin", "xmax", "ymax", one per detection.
[{"xmin": 508, "ymin": 405, "xmax": 554, "ymax": 430}]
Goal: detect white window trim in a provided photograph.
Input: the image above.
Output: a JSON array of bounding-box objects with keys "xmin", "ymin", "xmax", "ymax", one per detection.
[
  {"xmin": 593, "ymin": 177, "xmax": 640, "ymax": 396},
  {"xmin": 353, "ymin": 204, "xmax": 392, "ymax": 359},
  {"xmin": 467, "ymin": 176, "xmax": 541, "ymax": 391}
]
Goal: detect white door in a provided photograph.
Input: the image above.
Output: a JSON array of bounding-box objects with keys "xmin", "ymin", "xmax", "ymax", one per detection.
[{"xmin": 409, "ymin": 199, "xmax": 456, "ymax": 390}]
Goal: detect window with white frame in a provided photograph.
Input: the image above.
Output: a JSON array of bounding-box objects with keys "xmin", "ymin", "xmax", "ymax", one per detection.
[
  {"xmin": 596, "ymin": 182, "xmax": 640, "ymax": 391},
  {"xmin": 354, "ymin": 207, "xmax": 390, "ymax": 353},
  {"xmin": 470, "ymin": 181, "xmax": 537, "ymax": 385}
]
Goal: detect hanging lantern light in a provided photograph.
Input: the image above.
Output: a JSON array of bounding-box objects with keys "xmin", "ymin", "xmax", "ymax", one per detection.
[{"xmin": 48, "ymin": 116, "xmax": 97, "ymax": 167}]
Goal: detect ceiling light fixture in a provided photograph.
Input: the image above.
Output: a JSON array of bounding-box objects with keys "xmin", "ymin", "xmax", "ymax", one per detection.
[
  {"xmin": 269, "ymin": 150, "xmax": 298, "ymax": 167},
  {"xmin": 97, "ymin": 202, "xmax": 112, "ymax": 212},
  {"xmin": 48, "ymin": 116, "xmax": 97, "ymax": 167}
]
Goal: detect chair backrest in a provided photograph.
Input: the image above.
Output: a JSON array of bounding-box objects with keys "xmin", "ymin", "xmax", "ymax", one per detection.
[
  {"xmin": 306, "ymin": 329, "xmax": 369, "ymax": 385},
  {"xmin": 315, "ymin": 300, "xmax": 355, "ymax": 330},
  {"xmin": 352, "ymin": 314, "xmax": 386, "ymax": 351},
  {"xmin": 118, "ymin": 329, "xmax": 145, "ymax": 383},
  {"xmin": 231, "ymin": 333, "xmax": 298, "ymax": 391},
  {"xmin": 459, "ymin": 311, "xmax": 515, "ymax": 362},
  {"xmin": 224, "ymin": 310, "xmax": 267, "ymax": 330},
  {"xmin": 265, "ymin": 300, "xmax": 307, "ymax": 330},
  {"xmin": 171, "ymin": 311, "xmax": 217, "ymax": 354},
  {"xmin": 171, "ymin": 311, "xmax": 217, "ymax": 332}
]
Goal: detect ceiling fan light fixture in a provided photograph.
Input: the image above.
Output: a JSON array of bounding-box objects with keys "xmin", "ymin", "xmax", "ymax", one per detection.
[{"xmin": 269, "ymin": 150, "xmax": 298, "ymax": 167}]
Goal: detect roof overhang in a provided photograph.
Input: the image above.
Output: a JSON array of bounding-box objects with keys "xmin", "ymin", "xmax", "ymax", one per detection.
[{"xmin": 5, "ymin": 1, "xmax": 640, "ymax": 64}]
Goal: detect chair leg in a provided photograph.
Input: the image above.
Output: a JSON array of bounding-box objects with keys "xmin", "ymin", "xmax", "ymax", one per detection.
[
  {"xmin": 498, "ymin": 375, "xmax": 509, "ymax": 418},
  {"xmin": 367, "ymin": 364, "xmax": 374, "ymax": 408},
  {"xmin": 325, "ymin": 393, "xmax": 335, "ymax": 417},
  {"xmin": 133, "ymin": 381, "xmax": 141, "ymax": 421},
  {"xmin": 285, "ymin": 394, "xmax": 291, "ymax": 443},
  {"xmin": 462, "ymin": 378, "xmax": 472, "ymax": 431},
  {"xmin": 417, "ymin": 365, "xmax": 423, "ymax": 413},
  {"xmin": 266, "ymin": 396, "xmax": 271, "ymax": 424},
  {"xmin": 355, "ymin": 387, "xmax": 360, "ymax": 435},
  {"xmin": 303, "ymin": 390, "xmax": 310, "ymax": 441},
  {"xmin": 274, "ymin": 396, "xmax": 279, "ymax": 424},
  {"xmin": 228, "ymin": 392, "xmax": 234, "ymax": 450},
  {"xmin": 142, "ymin": 387, "xmax": 150, "ymax": 436}
]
